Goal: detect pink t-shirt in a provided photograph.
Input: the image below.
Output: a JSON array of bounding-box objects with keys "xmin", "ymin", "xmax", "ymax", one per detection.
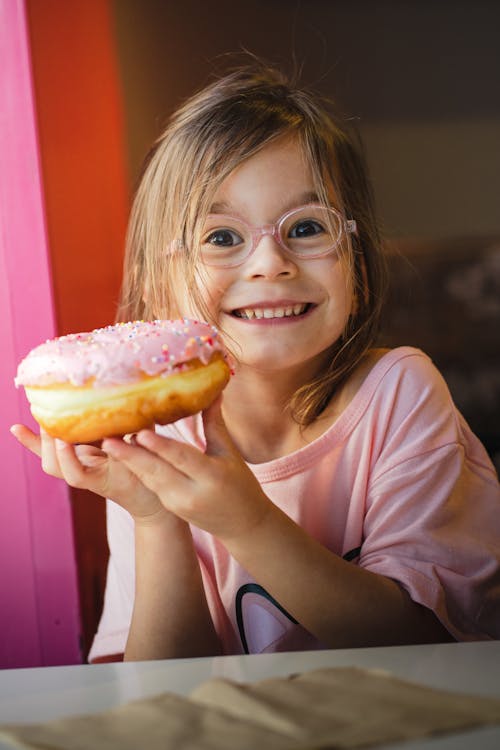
[{"xmin": 88, "ymin": 347, "xmax": 500, "ymax": 661}]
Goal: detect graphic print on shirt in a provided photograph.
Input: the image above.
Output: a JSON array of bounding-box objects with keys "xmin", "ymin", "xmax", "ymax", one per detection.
[{"xmin": 235, "ymin": 547, "xmax": 361, "ymax": 653}]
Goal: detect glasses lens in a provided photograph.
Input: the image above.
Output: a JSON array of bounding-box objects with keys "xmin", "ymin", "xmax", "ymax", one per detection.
[
  {"xmin": 281, "ymin": 206, "xmax": 341, "ymax": 257},
  {"xmin": 201, "ymin": 216, "xmax": 250, "ymax": 266},
  {"xmin": 200, "ymin": 206, "xmax": 344, "ymax": 266}
]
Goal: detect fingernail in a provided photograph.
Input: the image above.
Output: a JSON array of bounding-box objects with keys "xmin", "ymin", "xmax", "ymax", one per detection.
[{"xmin": 55, "ymin": 438, "xmax": 67, "ymax": 449}]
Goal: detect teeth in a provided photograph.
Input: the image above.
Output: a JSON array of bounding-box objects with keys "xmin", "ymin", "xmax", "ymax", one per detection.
[{"xmin": 235, "ymin": 305, "xmax": 308, "ymax": 319}]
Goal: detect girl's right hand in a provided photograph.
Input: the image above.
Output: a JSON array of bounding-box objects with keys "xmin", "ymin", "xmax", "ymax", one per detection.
[{"xmin": 10, "ymin": 424, "xmax": 165, "ymax": 523}]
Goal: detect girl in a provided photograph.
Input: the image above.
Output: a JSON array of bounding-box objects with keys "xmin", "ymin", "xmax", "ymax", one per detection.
[{"xmin": 12, "ymin": 65, "xmax": 500, "ymax": 662}]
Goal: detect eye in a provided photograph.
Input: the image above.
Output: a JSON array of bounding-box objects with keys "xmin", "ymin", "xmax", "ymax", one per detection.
[
  {"xmin": 203, "ymin": 228, "xmax": 244, "ymax": 247},
  {"xmin": 288, "ymin": 219, "xmax": 325, "ymax": 239}
]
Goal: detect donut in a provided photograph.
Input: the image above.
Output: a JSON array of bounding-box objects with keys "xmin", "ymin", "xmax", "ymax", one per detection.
[{"xmin": 15, "ymin": 319, "xmax": 231, "ymax": 443}]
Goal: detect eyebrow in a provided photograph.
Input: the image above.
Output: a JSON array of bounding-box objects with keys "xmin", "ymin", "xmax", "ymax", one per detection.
[{"xmin": 208, "ymin": 191, "xmax": 323, "ymax": 216}]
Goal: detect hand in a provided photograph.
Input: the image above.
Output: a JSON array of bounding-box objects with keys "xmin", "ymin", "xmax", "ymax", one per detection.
[
  {"xmin": 102, "ymin": 399, "xmax": 272, "ymax": 542},
  {"xmin": 10, "ymin": 424, "xmax": 164, "ymax": 522}
]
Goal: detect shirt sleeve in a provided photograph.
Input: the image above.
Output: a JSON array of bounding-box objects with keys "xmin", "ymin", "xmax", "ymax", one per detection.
[
  {"xmin": 87, "ymin": 500, "xmax": 135, "ymax": 662},
  {"xmin": 359, "ymin": 352, "xmax": 500, "ymax": 640}
]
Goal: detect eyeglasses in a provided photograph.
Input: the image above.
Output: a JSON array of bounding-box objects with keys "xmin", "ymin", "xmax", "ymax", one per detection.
[{"xmin": 199, "ymin": 204, "xmax": 357, "ymax": 268}]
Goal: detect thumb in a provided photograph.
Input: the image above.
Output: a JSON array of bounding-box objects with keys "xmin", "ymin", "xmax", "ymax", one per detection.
[{"xmin": 202, "ymin": 396, "xmax": 235, "ymax": 457}]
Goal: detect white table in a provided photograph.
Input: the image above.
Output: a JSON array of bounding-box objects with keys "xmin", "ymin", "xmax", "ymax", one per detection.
[{"xmin": 1, "ymin": 641, "xmax": 499, "ymax": 748}]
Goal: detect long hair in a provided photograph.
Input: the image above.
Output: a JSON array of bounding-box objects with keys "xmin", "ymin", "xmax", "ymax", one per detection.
[{"xmin": 118, "ymin": 64, "xmax": 387, "ymax": 425}]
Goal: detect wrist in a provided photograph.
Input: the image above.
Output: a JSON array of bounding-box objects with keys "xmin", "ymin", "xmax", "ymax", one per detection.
[
  {"xmin": 133, "ymin": 507, "xmax": 187, "ymax": 532},
  {"xmin": 221, "ymin": 496, "xmax": 276, "ymax": 557}
]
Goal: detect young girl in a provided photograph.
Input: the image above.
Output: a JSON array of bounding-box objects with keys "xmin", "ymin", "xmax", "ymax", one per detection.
[{"xmin": 12, "ymin": 65, "xmax": 500, "ymax": 662}]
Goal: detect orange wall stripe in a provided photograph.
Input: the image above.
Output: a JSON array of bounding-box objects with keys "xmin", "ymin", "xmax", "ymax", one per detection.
[{"xmin": 26, "ymin": 0, "xmax": 130, "ymax": 335}]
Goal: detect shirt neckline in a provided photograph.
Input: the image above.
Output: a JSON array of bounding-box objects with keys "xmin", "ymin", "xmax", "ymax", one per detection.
[{"xmin": 247, "ymin": 347, "xmax": 425, "ymax": 482}]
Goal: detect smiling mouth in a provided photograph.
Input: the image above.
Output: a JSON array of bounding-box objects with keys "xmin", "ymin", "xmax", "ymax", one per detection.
[{"xmin": 231, "ymin": 303, "xmax": 313, "ymax": 320}]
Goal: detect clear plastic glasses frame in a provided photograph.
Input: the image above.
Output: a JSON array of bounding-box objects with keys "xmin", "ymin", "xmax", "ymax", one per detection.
[{"xmin": 199, "ymin": 204, "xmax": 357, "ymax": 268}]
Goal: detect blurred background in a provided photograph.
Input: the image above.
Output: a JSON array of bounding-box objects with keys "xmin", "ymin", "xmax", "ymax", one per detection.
[{"xmin": 2, "ymin": 0, "xmax": 499, "ymax": 667}]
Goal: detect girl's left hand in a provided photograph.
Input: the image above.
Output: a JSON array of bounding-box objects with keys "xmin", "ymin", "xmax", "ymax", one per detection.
[{"xmin": 102, "ymin": 399, "xmax": 271, "ymax": 543}]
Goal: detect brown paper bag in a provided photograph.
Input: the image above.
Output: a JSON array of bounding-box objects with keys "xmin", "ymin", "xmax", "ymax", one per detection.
[{"xmin": 1, "ymin": 666, "xmax": 500, "ymax": 749}]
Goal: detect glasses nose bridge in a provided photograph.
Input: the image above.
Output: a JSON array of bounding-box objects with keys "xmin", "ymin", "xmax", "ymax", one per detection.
[{"xmin": 251, "ymin": 221, "xmax": 282, "ymax": 253}]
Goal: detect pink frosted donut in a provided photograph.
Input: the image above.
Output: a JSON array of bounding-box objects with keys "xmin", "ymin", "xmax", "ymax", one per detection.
[{"xmin": 15, "ymin": 319, "xmax": 230, "ymax": 443}]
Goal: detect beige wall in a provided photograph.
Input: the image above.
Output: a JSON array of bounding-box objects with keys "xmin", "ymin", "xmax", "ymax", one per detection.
[
  {"xmin": 111, "ymin": 0, "xmax": 500, "ymax": 240},
  {"xmin": 362, "ymin": 118, "xmax": 500, "ymax": 238}
]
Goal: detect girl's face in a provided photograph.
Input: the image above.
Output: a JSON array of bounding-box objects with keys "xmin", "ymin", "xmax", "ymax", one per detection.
[{"xmin": 181, "ymin": 137, "xmax": 355, "ymax": 378}]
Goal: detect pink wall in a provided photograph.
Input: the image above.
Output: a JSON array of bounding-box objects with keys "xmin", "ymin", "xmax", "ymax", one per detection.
[
  {"xmin": 0, "ymin": 0, "xmax": 81, "ymax": 667},
  {"xmin": 26, "ymin": 0, "xmax": 130, "ymax": 658}
]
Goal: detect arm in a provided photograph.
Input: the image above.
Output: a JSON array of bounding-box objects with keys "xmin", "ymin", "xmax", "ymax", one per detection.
[
  {"xmin": 103, "ymin": 402, "xmax": 452, "ymax": 650},
  {"xmin": 222, "ymin": 501, "xmax": 452, "ymax": 648},
  {"xmin": 11, "ymin": 425, "xmax": 221, "ymax": 660},
  {"xmin": 125, "ymin": 512, "xmax": 220, "ymax": 660}
]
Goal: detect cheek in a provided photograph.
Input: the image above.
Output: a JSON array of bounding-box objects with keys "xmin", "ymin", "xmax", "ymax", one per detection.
[
  {"xmin": 169, "ymin": 267, "xmax": 225, "ymax": 326},
  {"xmin": 194, "ymin": 267, "xmax": 230, "ymax": 312},
  {"xmin": 320, "ymin": 261, "xmax": 355, "ymax": 316}
]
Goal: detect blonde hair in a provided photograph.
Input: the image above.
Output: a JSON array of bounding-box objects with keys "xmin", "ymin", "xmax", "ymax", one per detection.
[{"xmin": 118, "ymin": 64, "xmax": 387, "ymax": 425}]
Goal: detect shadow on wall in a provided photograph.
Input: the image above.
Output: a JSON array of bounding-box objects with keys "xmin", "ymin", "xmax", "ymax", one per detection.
[{"xmin": 379, "ymin": 236, "xmax": 500, "ymax": 474}]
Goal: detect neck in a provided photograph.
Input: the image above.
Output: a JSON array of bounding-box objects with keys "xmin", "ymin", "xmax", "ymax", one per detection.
[
  {"xmin": 220, "ymin": 365, "xmax": 314, "ymax": 463},
  {"xmin": 219, "ymin": 348, "xmax": 387, "ymax": 464}
]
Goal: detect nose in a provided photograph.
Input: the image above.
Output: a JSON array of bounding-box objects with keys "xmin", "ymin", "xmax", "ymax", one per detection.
[{"xmin": 244, "ymin": 232, "xmax": 297, "ymax": 280}]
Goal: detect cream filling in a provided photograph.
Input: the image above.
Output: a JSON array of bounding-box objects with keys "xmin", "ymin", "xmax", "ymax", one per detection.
[{"xmin": 25, "ymin": 374, "xmax": 184, "ymax": 418}]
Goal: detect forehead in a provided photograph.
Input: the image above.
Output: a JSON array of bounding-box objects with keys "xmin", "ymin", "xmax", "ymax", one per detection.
[{"xmin": 209, "ymin": 136, "xmax": 335, "ymax": 220}]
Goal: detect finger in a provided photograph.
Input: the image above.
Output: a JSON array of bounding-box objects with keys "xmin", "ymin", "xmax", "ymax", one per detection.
[
  {"xmin": 40, "ymin": 429, "xmax": 65, "ymax": 477},
  {"xmin": 123, "ymin": 433, "xmax": 138, "ymax": 446},
  {"xmin": 103, "ymin": 434, "xmax": 192, "ymax": 490},
  {"xmin": 134, "ymin": 430, "xmax": 211, "ymax": 476},
  {"xmin": 55, "ymin": 438, "xmax": 99, "ymax": 486},
  {"xmin": 74, "ymin": 444, "xmax": 108, "ymax": 468},
  {"xmin": 10, "ymin": 424, "xmax": 42, "ymax": 458},
  {"xmin": 11, "ymin": 425, "xmax": 65, "ymax": 479},
  {"xmin": 202, "ymin": 397, "xmax": 236, "ymax": 457}
]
